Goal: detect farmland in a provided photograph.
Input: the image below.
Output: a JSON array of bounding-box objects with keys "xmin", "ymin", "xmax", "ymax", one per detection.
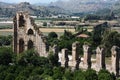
[{"xmin": 0, "ymin": 28, "xmax": 75, "ymax": 36}]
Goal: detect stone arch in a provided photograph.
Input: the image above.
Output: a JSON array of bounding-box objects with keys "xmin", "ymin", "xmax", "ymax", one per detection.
[
  {"xmin": 27, "ymin": 29, "xmax": 34, "ymax": 35},
  {"xmin": 28, "ymin": 40, "xmax": 34, "ymax": 50},
  {"xmin": 19, "ymin": 39, "xmax": 24, "ymax": 53},
  {"xmin": 19, "ymin": 15, "xmax": 25, "ymax": 27}
]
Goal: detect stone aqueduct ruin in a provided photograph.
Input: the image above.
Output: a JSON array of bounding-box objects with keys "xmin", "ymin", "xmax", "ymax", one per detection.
[
  {"xmin": 13, "ymin": 12, "xmax": 120, "ymax": 76},
  {"xmin": 59, "ymin": 42, "xmax": 120, "ymax": 76},
  {"xmin": 13, "ymin": 11, "xmax": 48, "ymax": 57}
]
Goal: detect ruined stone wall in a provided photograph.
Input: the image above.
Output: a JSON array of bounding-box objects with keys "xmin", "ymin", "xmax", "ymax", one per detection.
[
  {"xmin": 13, "ymin": 11, "xmax": 47, "ymax": 56},
  {"xmin": 59, "ymin": 42, "xmax": 120, "ymax": 76}
]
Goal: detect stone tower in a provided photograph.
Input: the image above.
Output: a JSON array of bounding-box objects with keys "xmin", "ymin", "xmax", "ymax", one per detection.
[
  {"xmin": 96, "ymin": 46, "xmax": 105, "ymax": 71},
  {"xmin": 13, "ymin": 11, "xmax": 47, "ymax": 57},
  {"xmin": 111, "ymin": 46, "xmax": 120, "ymax": 76},
  {"xmin": 83, "ymin": 44, "xmax": 91, "ymax": 69}
]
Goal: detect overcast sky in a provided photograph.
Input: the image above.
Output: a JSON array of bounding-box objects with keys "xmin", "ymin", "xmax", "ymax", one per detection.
[{"xmin": 0, "ymin": 0, "xmax": 64, "ymax": 4}]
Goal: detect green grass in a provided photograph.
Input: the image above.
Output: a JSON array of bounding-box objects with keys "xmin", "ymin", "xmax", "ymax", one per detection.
[
  {"xmin": 0, "ymin": 31, "xmax": 63, "ymax": 37},
  {"xmin": 0, "ymin": 31, "xmax": 13, "ymax": 36},
  {"xmin": 0, "ymin": 26, "xmax": 12, "ymax": 29}
]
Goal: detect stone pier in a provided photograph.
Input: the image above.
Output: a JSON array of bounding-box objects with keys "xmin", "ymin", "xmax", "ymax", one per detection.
[
  {"xmin": 96, "ymin": 46, "xmax": 105, "ymax": 71},
  {"xmin": 111, "ymin": 46, "xmax": 120, "ymax": 76},
  {"xmin": 52, "ymin": 45, "xmax": 59, "ymax": 54},
  {"xmin": 83, "ymin": 44, "xmax": 91, "ymax": 69},
  {"xmin": 72, "ymin": 41, "xmax": 80, "ymax": 70},
  {"xmin": 61, "ymin": 48, "xmax": 69, "ymax": 67}
]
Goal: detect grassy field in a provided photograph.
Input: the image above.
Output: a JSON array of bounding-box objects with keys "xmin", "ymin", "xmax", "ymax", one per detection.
[
  {"xmin": 0, "ymin": 28, "xmax": 75, "ymax": 36},
  {"xmin": 0, "ymin": 30, "xmax": 13, "ymax": 36}
]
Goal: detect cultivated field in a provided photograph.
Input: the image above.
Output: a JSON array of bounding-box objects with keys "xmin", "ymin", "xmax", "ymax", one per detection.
[
  {"xmin": 39, "ymin": 28, "xmax": 75, "ymax": 32},
  {"xmin": 0, "ymin": 28, "xmax": 75, "ymax": 36}
]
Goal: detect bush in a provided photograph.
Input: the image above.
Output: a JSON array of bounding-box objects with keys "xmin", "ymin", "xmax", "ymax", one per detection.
[{"xmin": 0, "ymin": 47, "xmax": 13, "ymax": 65}]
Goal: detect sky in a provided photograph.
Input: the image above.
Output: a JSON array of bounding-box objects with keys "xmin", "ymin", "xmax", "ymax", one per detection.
[{"xmin": 0, "ymin": 0, "xmax": 63, "ymax": 4}]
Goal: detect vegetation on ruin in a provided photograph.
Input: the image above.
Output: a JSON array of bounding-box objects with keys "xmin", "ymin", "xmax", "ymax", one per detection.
[
  {"xmin": 0, "ymin": 21, "xmax": 120, "ymax": 79},
  {"xmin": 0, "ymin": 47, "xmax": 116, "ymax": 80}
]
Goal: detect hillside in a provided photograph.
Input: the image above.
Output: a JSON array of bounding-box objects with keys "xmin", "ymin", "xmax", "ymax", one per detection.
[
  {"xmin": 113, "ymin": 0, "xmax": 120, "ymax": 16},
  {"xmin": 0, "ymin": 2, "xmax": 68, "ymax": 17},
  {"xmin": 0, "ymin": 0, "xmax": 120, "ymax": 17},
  {"xmin": 49, "ymin": 0, "xmax": 115, "ymax": 13}
]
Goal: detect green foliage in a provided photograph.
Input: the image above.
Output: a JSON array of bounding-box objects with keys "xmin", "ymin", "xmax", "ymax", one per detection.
[
  {"xmin": 0, "ymin": 41, "xmax": 118, "ymax": 80},
  {"xmin": 0, "ymin": 35, "xmax": 12, "ymax": 46},
  {"xmin": 47, "ymin": 32, "xmax": 59, "ymax": 47},
  {"xmin": 92, "ymin": 22, "xmax": 108, "ymax": 47},
  {"xmin": 31, "ymin": 67, "xmax": 44, "ymax": 76},
  {"xmin": 48, "ymin": 32, "xmax": 58, "ymax": 39},
  {"xmin": 5, "ymin": 73, "xmax": 15, "ymax": 80},
  {"xmin": 61, "ymin": 30, "xmax": 74, "ymax": 40},
  {"xmin": 43, "ymin": 22, "xmax": 47, "ymax": 26},
  {"xmin": 73, "ymin": 70, "xmax": 85, "ymax": 80},
  {"xmin": 28, "ymin": 75, "xmax": 42, "ymax": 80},
  {"xmin": 0, "ymin": 47, "xmax": 13, "ymax": 65},
  {"xmin": 102, "ymin": 31, "xmax": 120, "ymax": 57},
  {"xmin": 84, "ymin": 69, "xmax": 98, "ymax": 80},
  {"xmin": 17, "ymin": 49, "xmax": 49, "ymax": 66},
  {"xmin": 15, "ymin": 76, "xmax": 27, "ymax": 80},
  {"xmin": 43, "ymin": 67, "xmax": 53, "ymax": 76},
  {"xmin": 52, "ymin": 67, "xmax": 64, "ymax": 80},
  {"xmin": 84, "ymin": 14, "xmax": 101, "ymax": 21},
  {"xmin": 98, "ymin": 69, "xmax": 116, "ymax": 80},
  {"xmin": 48, "ymin": 52, "xmax": 59, "ymax": 66},
  {"xmin": 58, "ymin": 30, "xmax": 75, "ymax": 50},
  {"xmin": 0, "ymin": 71, "xmax": 7, "ymax": 80},
  {"xmin": 63, "ymin": 69, "xmax": 73, "ymax": 80}
]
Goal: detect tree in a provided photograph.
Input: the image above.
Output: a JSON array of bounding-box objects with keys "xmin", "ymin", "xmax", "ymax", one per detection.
[
  {"xmin": 92, "ymin": 22, "xmax": 108, "ymax": 47},
  {"xmin": 52, "ymin": 67, "xmax": 64, "ymax": 80},
  {"xmin": 30, "ymin": 67, "xmax": 44, "ymax": 76},
  {"xmin": 0, "ymin": 71, "xmax": 7, "ymax": 80},
  {"xmin": 15, "ymin": 76, "xmax": 27, "ymax": 80},
  {"xmin": 48, "ymin": 32, "xmax": 58, "ymax": 39},
  {"xmin": 5, "ymin": 73, "xmax": 15, "ymax": 80},
  {"xmin": 27, "ymin": 75, "xmax": 42, "ymax": 80},
  {"xmin": 98, "ymin": 69, "xmax": 116, "ymax": 80},
  {"xmin": 102, "ymin": 31, "xmax": 120, "ymax": 57},
  {"xmin": 43, "ymin": 22, "xmax": 47, "ymax": 26},
  {"xmin": 84, "ymin": 14, "xmax": 100, "ymax": 21},
  {"xmin": 0, "ymin": 47, "xmax": 13, "ymax": 65},
  {"xmin": 73, "ymin": 70, "xmax": 85, "ymax": 80},
  {"xmin": 60, "ymin": 30, "xmax": 74, "ymax": 40},
  {"xmin": 47, "ymin": 32, "xmax": 59, "ymax": 47},
  {"xmin": 59, "ymin": 30, "xmax": 75, "ymax": 50},
  {"xmin": 0, "ymin": 35, "xmax": 12, "ymax": 46},
  {"xmin": 17, "ymin": 49, "xmax": 49, "ymax": 66},
  {"xmin": 63, "ymin": 69, "xmax": 73, "ymax": 80},
  {"xmin": 84, "ymin": 69, "xmax": 98, "ymax": 80},
  {"xmin": 48, "ymin": 52, "xmax": 59, "ymax": 66}
]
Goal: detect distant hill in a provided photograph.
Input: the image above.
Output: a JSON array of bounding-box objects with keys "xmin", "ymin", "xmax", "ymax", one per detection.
[
  {"xmin": 113, "ymin": 0, "xmax": 120, "ymax": 17},
  {"xmin": 0, "ymin": 1, "xmax": 120, "ymax": 17},
  {"xmin": 49, "ymin": 0, "xmax": 120, "ymax": 17},
  {"xmin": 95, "ymin": 0, "xmax": 120, "ymax": 17},
  {"xmin": 0, "ymin": 2, "xmax": 68, "ymax": 17},
  {"xmin": 49, "ymin": 0, "xmax": 115, "ymax": 13}
]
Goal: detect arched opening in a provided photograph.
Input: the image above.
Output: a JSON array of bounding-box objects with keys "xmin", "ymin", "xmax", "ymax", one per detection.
[
  {"xmin": 19, "ymin": 15, "xmax": 25, "ymax": 27},
  {"xmin": 19, "ymin": 39, "xmax": 24, "ymax": 53},
  {"xmin": 28, "ymin": 40, "xmax": 34, "ymax": 50},
  {"xmin": 27, "ymin": 29, "xmax": 34, "ymax": 35}
]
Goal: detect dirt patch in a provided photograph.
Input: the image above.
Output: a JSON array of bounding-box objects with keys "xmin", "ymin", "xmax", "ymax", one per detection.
[{"xmin": 40, "ymin": 28, "xmax": 75, "ymax": 33}]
